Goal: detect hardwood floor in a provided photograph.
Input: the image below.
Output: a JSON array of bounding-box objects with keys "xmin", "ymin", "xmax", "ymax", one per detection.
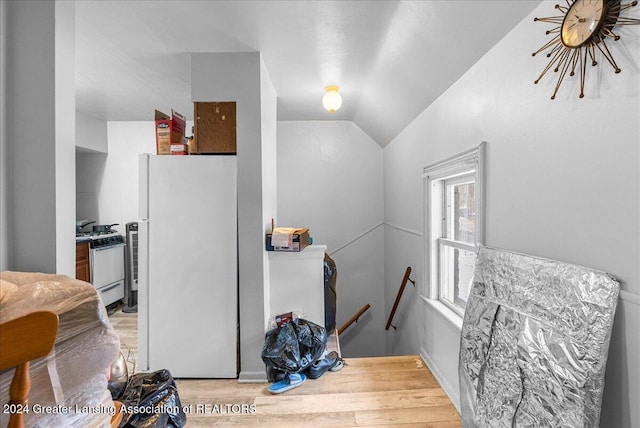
[{"xmin": 108, "ymin": 309, "xmax": 461, "ymax": 427}]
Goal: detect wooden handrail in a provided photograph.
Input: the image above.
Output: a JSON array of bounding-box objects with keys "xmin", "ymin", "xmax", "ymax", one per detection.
[
  {"xmin": 385, "ymin": 267, "xmax": 415, "ymax": 330},
  {"xmin": 338, "ymin": 304, "xmax": 371, "ymax": 335}
]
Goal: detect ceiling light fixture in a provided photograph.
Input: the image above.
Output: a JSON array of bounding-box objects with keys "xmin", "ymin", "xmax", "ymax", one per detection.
[{"xmin": 322, "ymin": 86, "xmax": 342, "ymax": 113}]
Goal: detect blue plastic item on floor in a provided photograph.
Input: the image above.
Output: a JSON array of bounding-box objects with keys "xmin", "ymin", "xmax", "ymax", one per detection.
[{"xmin": 268, "ymin": 372, "xmax": 306, "ymax": 394}]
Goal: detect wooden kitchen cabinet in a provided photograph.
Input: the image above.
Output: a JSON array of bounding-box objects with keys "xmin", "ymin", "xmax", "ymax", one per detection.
[
  {"xmin": 192, "ymin": 101, "xmax": 236, "ymax": 154},
  {"xmin": 76, "ymin": 241, "xmax": 91, "ymax": 283}
]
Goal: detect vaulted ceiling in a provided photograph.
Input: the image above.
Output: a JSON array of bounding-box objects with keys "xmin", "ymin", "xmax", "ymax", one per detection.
[{"xmin": 75, "ymin": 0, "xmax": 542, "ymax": 147}]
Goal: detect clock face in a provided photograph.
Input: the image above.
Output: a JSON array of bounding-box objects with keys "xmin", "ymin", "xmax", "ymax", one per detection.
[
  {"xmin": 561, "ymin": 0, "xmax": 606, "ymax": 48},
  {"xmin": 534, "ymin": 0, "xmax": 640, "ymax": 99}
]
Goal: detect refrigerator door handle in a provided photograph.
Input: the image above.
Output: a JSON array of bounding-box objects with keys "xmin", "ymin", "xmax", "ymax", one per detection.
[
  {"xmin": 139, "ymin": 154, "xmax": 150, "ymax": 219},
  {"xmin": 137, "ymin": 218, "xmax": 150, "ymax": 371}
]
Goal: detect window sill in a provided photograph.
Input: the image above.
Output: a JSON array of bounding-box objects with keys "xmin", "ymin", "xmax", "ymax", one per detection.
[{"xmin": 420, "ymin": 295, "xmax": 463, "ymax": 331}]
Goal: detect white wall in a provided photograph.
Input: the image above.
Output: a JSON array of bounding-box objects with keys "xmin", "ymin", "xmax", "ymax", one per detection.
[
  {"xmin": 3, "ymin": 0, "xmax": 75, "ymax": 275},
  {"xmin": 277, "ymin": 121, "xmax": 385, "ymax": 357},
  {"xmin": 383, "ymin": 3, "xmax": 639, "ymax": 427},
  {"xmin": 76, "ymin": 121, "xmax": 157, "ymax": 229},
  {"xmin": 260, "ymin": 57, "xmax": 278, "ymax": 324},
  {"xmin": 54, "ymin": 0, "xmax": 76, "ymax": 275},
  {"xmin": 76, "ymin": 110, "xmax": 108, "ymax": 153},
  {"xmin": 191, "ymin": 52, "xmax": 277, "ymax": 382},
  {"xmin": 0, "ymin": 0, "xmax": 8, "ymax": 270}
]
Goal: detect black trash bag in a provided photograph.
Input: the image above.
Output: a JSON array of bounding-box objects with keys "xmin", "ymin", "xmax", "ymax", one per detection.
[
  {"xmin": 115, "ymin": 369, "xmax": 187, "ymax": 428},
  {"xmin": 108, "ymin": 380, "xmax": 127, "ymax": 402},
  {"xmin": 323, "ymin": 252, "xmax": 338, "ymax": 332},
  {"xmin": 262, "ymin": 318, "xmax": 327, "ymax": 381}
]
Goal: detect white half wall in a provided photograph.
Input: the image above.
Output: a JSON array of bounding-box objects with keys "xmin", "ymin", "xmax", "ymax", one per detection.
[
  {"xmin": 383, "ymin": 3, "xmax": 639, "ymax": 427},
  {"xmin": 277, "ymin": 121, "xmax": 384, "ymax": 357},
  {"xmin": 1, "ymin": 0, "xmax": 8, "ymax": 270},
  {"xmin": 260, "ymin": 57, "xmax": 278, "ymax": 327},
  {"xmin": 4, "ymin": 0, "xmax": 76, "ymax": 275},
  {"xmin": 54, "ymin": 0, "xmax": 76, "ymax": 276}
]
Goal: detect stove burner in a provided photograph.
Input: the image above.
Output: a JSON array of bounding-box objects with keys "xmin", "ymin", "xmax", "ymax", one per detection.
[
  {"xmin": 89, "ymin": 233, "xmax": 125, "ymax": 249},
  {"xmin": 76, "ymin": 229, "xmax": 124, "ymax": 249},
  {"xmin": 76, "ymin": 230, "xmax": 120, "ymax": 238}
]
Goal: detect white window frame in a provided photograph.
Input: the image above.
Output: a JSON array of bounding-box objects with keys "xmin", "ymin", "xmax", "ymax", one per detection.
[{"xmin": 422, "ymin": 142, "xmax": 485, "ymax": 327}]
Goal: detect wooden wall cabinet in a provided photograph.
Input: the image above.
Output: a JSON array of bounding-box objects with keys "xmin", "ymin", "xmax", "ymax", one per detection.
[
  {"xmin": 76, "ymin": 241, "xmax": 90, "ymax": 283},
  {"xmin": 192, "ymin": 101, "xmax": 236, "ymax": 154}
]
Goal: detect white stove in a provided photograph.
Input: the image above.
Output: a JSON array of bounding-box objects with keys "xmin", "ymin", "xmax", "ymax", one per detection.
[{"xmin": 77, "ymin": 231, "xmax": 125, "ymax": 306}]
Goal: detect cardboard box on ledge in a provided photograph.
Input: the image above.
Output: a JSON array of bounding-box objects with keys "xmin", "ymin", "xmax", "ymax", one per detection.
[
  {"xmin": 155, "ymin": 109, "xmax": 186, "ymax": 155},
  {"xmin": 266, "ymin": 228, "xmax": 310, "ymax": 252},
  {"xmin": 170, "ymin": 140, "xmax": 188, "ymax": 155}
]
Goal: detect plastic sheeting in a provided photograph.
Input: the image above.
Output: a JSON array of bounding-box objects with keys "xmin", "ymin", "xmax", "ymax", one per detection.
[
  {"xmin": 0, "ymin": 271, "xmax": 120, "ymax": 428},
  {"xmin": 459, "ymin": 247, "xmax": 620, "ymax": 427}
]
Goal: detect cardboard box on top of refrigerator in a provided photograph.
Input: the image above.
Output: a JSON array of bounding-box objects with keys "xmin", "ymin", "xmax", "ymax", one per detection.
[
  {"xmin": 155, "ymin": 109, "xmax": 186, "ymax": 155},
  {"xmin": 170, "ymin": 139, "xmax": 188, "ymax": 156}
]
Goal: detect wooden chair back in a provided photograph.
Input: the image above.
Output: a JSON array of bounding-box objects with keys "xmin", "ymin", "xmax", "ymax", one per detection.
[{"xmin": 0, "ymin": 311, "xmax": 58, "ymax": 428}]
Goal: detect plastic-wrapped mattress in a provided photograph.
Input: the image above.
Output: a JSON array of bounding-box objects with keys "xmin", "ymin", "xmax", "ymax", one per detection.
[
  {"xmin": 0, "ymin": 271, "xmax": 120, "ymax": 428},
  {"xmin": 459, "ymin": 247, "xmax": 620, "ymax": 427}
]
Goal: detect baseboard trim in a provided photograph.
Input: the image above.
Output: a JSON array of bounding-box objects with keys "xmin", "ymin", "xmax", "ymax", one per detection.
[
  {"xmin": 419, "ymin": 346, "xmax": 460, "ymax": 413},
  {"xmin": 237, "ymin": 370, "xmax": 268, "ymax": 383}
]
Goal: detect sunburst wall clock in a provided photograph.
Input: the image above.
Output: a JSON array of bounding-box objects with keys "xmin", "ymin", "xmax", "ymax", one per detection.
[{"xmin": 532, "ymin": 0, "xmax": 640, "ymax": 99}]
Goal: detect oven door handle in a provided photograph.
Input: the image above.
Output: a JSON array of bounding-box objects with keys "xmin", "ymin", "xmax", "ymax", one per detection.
[
  {"xmin": 100, "ymin": 283, "xmax": 121, "ymax": 293},
  {"xmin": 92, "ymin": 243, "xmax": 126, "ymax": 251}
]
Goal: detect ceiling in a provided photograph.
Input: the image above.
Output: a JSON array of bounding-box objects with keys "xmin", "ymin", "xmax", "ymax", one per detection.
[{"xmin": 75, "ymin": 0, "xmax": 542, "ymax": 147}]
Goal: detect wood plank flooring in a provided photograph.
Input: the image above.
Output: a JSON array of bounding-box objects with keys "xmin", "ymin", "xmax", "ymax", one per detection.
[{"xmin": 108, "ymin": 309, "xmax": 461, "ymax": 427}]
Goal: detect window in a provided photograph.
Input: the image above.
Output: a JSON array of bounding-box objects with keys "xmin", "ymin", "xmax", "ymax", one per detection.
[{"xmin": 423, "ymin": 143, "xmax": 485, "ymax": 319}]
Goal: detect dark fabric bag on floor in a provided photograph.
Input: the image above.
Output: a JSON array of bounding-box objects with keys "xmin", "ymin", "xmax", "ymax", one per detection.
[
  {"xmin": 324, "ymin": 252, "xmax": 338, "ymax": 332},
  {"xmin": 262, "ymin": 318, "xmax": 327, "ymax": 381},
  {"xmin": 115, "ymin": 369, "xmax": 187, "ymax": 428}
]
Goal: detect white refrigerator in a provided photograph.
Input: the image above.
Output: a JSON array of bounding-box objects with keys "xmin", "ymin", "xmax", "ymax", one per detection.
[{"xmin": 138, "ymin": 154, "xmax": 237, "ymax": 378}]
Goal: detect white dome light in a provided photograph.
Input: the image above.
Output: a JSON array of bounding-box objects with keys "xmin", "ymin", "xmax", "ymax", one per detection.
[{"xmin": 322, "ymin": 86, "xmax": 342, "ymax": 113}]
